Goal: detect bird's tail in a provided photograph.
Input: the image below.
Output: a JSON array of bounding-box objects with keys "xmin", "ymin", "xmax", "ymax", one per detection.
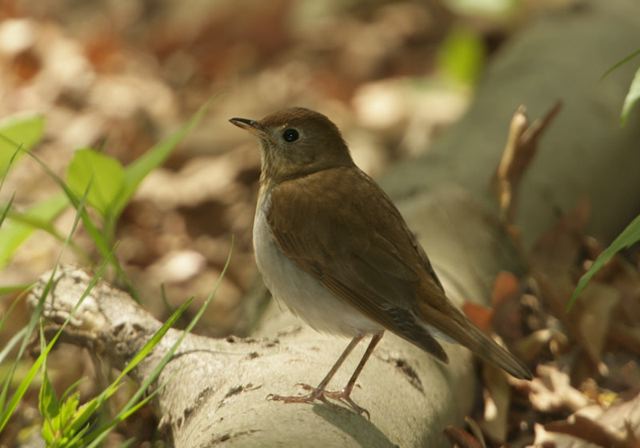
[
  {"xmin": 455, "ymin": 315, "xmax": 532, "ymax": 380},
  {"xmin": 417, "ymin": 299, "xmax": 532, "ymax": 380}
]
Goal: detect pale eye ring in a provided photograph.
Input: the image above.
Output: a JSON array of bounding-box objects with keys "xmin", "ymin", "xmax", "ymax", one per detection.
[{"xmin": 282, "ymin": 128, "xmax": 299, "ymax": 142}]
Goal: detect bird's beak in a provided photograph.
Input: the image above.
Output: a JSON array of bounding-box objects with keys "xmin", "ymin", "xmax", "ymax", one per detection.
[{"xmin": 229, "ymin": 117, "xmax": 268, "ymax": 137}]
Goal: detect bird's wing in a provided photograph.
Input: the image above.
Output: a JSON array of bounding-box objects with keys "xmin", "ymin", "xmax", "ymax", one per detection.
[{"xmin": 266, "ymin": 166, "xmax": 448, "ymax": 362}]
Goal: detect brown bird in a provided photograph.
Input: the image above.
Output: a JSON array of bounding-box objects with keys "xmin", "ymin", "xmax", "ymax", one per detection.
[{"xmin": 230, "ymin": 107, "xmax": 531, "ymax": 415}]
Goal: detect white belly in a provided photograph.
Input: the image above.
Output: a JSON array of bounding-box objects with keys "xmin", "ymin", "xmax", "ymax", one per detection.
[{"xmin": 253, "ymin": 200, "xmax": 382, "ymax": 337}]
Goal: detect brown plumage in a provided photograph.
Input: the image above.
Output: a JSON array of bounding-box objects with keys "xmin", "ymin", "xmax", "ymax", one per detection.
[
  {"xmin": 267, "ymin": 165, "xmax": 530, "ymax": 379},
  {"xmin": 230, "ymin": 107, "xmax": 531, "ymax": 415}
]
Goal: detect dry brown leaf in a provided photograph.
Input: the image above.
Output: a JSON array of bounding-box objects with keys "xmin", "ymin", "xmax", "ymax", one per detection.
[
  {"xmin": 576, "ymin": 282, "xmax": 620, "ymax": 374},
  {"xmin": 463, "ymin": 302, "xmax": 494, "ymax": 334},
  {"xmin": 135, "ymin": 149, "xmax": 260, "ymax": 209},
  {"xmin": 514, "ymin": 328, "xmax": 569, "ymax": 363},
  {"xmin": 493, "ymin": 102, "xmax": 562, "ymax": 224},
  {"xmin": 491, "ymin": 271, "xmax": 527, "ymax": 342},
  {"xmin": 528, "ymin": 200, "xmax": 601, "ymax": 360},
  {"xmin": 491, "ymin": 271, "xmax": 521, "ymax": 308},
  {"xmin": 610, "ymin": 324, "xmax": 640, "ymax": 356},
  {"xmin": 527, "ymin": 364, "xmax": 591, "ymax": 413},
  {"xmin": 535, "ymin": 393, "xmax": 640, "ymax": 448},
  {"xmin": 444, "ymin": 417, "xmax": 487, "ymax": 448},
  {"xmin": 529, "ymin": 199, "xmax": 590, "ymax": 316},
  {"xmin": 610, "ymin": 263, "xmax": 640, "ymax": 331},
  {"xmin": 444, "ymin": 427, "xmax": 484, "ymax": 448}
]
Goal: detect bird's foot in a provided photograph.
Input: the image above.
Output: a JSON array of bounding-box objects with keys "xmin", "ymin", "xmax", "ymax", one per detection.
[
  {"xmin": 321, "ymin": 388, "xmax": 370, "ymax": 419},
  {"xmin": 267, "ymin": 383, "xmax": 329, "ymax": 405},
  {"xmin": 267, "ymin": 383, "xmax": 370, "ymax": 419}
]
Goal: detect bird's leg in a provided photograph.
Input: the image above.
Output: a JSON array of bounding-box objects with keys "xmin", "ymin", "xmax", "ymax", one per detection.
[
  {"xmin": 268, "ymin": 334, "xmax": 364, "ymax": 406},
  {"xmin": 323, "ymin": 332, "xmax": 383, "ymax": 417}
]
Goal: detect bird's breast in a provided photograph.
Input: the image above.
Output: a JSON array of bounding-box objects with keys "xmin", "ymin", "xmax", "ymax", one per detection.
[{"xmin": 253, "ymin": 193, "xmax": 382, "ymax": 337}]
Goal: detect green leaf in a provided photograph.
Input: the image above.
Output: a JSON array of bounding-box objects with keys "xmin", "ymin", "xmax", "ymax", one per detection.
[
  {"xmin": 438, "ymin": 27, "xmax": 486, "ymax": 86},
  {"xmin": 27, "ymin": 150, "xmax": 135, "ymax": 300},
  {"xmin": 0, "ymin": 193, "xmax": 68, "ymax": 269},
  {"xmin": 0, "ymin": 115, "xmax": 45, "ymax": 174},
  {"xmin": 621, "ymin": 66, "xmax": 640, "ymax": 126},
  {"xmin": 39, "ymin": 368, "xmax": 60, "ymax": 441},
  {"xmin": 66, "ymin": 149, "xmax": 126, "ymax": 217},
  {"xmin": 58, "ymin": 393, "xmax": 80, "ymax": 432},
  {"xmin": 114, "ymin": 102, "xmax": 209, "ymax": 217},
  {"xmin": 569, "ymin": 213, "xmax": 640, "ymax": 308}
]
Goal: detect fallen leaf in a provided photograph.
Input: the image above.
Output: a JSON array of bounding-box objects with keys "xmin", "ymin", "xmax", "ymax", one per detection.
[
  {"xmin": 444, "ymin": 422, "xmax": 486, "ymax": 448},
  {"xmin": 463, "ymin": 302, "xmax": 493, "ymax": 334},
  {"xmin": 493, "ymin": 102, "xmax": 562, "ymax": 224},
  {"xmin": 536, "ymin": 393, "xmax": 640, "ymax": 448},
  {"xmin": 527, "ymin": 364, "xmax": 591, "ymax": 413},
  {"xmin": 480, "ymin": 364, "xmax": 511, "ymax": 444},
  {"xmin": 491, "ymin": 271, "xmax": 527, "ymax": 342},
  {"xmin": 514, "ymin": 328, "xmax": 569, "ymax": 363},
  {"xmin": 491, "ymin": 271, "xmax": 521, "ymax": 308},
  {"xmin": 576, "ymin": 282, "xmax": 620, "ymax": 374},
  {"xmin": 529, "ymin": 199, "xmax": 590, "ymax": 320}
]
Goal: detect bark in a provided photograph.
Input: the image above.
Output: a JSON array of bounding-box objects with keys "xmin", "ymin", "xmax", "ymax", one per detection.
[{"xmin": 28, "ymin": 0, "xmax": 640, "ymax": 446}]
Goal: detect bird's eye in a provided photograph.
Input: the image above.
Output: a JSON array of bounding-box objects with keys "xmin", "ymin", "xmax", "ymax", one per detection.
[{"xmin": 282, "ymin": 128, "xmax": 299, "ymax": 142}]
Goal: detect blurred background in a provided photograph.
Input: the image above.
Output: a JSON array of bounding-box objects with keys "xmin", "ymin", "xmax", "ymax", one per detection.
[
  {"xmin": 0, "ymin": 0, "xmax": 628, "ymax": 446},
  {"xmin": 0, "ymin": 0, "xmax": 573, "ymax": 330}
]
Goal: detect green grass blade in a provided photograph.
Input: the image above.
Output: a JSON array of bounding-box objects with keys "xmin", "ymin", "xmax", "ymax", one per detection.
[
  {"xmin": 0, "ymin": 193, "xmax": 69, "ymax": 269},
  {"xmin": 0, "ymin": 286, "xmax": 32, "ymax": 332},
  {"xmin": 120, "ymin": 297, "xmax": 195, "ymax": 381},
  {"xmin": 0, "ymin": 194, "xmax": 15, "ymax": 227},
  {"xmin": 114, "ymin": 102, "xmax": 209, "ymax": 217},
  {"xmin": 0, "ymin": 146, "xmax": 22, "ymax": 196},
  {"xmin": 0, "ymin": 187, "xmax": 87, "ymax": 416},
  {"xmin": 72, "ymin": 296, "xmax": 193, "ymax": 443},
  {"xmin": 0, "ymin": 269, "xmax": 55, "ymax": 415},
  {"xmin": 38, "ymin": 336, "xmax": 60, "ymax": 436},
  {"xmin": 0, "ymin": 257, "xmax": 108, "ymax": 433},
  {"xmin": 25, "ymin": 151, "xmax": 120, "ymax": 260},
  {"xmin": 601, "ymin": 48, "xmax": 640, "ymax": 79},
  {"xmin": 0, "ymin": 327, "xmax": 28, "ymax": 365},
  {"xmin": 0, "ymin": 285, "xmax": 32, "ymax": 334},
  {"xmin": 0, "ymin": 313, "xmax": 62, "ymax": 431},
  {"xmin": 6, "ymin": 207, "xmax": 70, "ymax": 243},
  {"xmin": 119, "ymin": 438, "xmax": 138, "ymax": 448},
  {"xmin": 569, "ymin": 213, "xmax": 640, "ymax": 309},
  {"xmin": 0, "ymin": 284, "xmax": 31, "ymax": 295},
  {"xmin": 86, "ymin": 237, "xmax": 234, "ymax": 447},
  {"xmin": 25, "ymin": 151, "xmax": 139, "ymax": 299}
]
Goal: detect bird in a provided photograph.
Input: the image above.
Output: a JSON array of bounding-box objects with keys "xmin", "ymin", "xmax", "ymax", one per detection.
[{"xmin": 229, "ymin": 107, "xmax": 531, "ymax": 415}]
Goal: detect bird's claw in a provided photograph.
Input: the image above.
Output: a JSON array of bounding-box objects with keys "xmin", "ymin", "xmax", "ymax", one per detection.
[
  {"xmin": 267, "ymin": 384, "xmax": 370, "ymax": 418},
  {"xmin": 322, "ymin": 389, "xmax": 370, "ymax": 419}
]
